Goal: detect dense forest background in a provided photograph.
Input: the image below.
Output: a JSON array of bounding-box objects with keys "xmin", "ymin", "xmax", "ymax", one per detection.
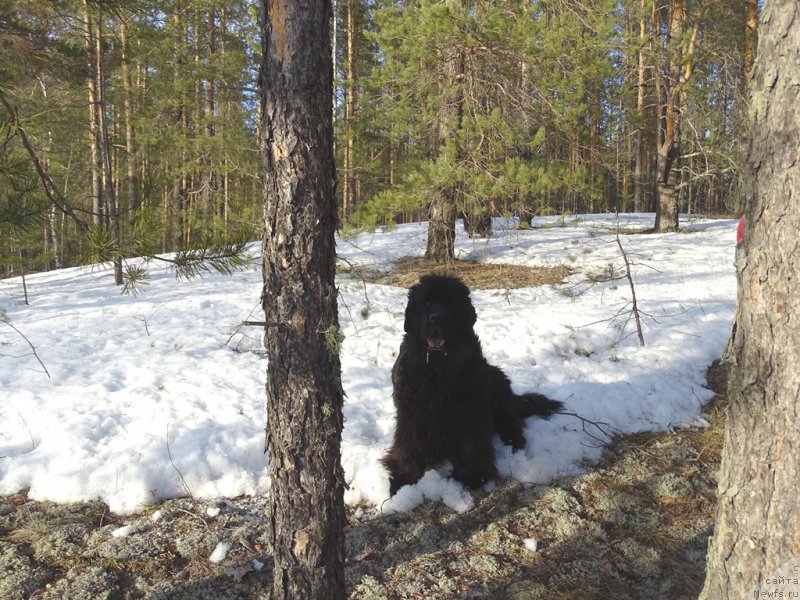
[{"xmin": 0, "ymin": 0, "xmax": 756, "ymax": 280}]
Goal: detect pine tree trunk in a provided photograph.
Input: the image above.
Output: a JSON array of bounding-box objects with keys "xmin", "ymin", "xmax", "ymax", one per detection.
[
  {"xmin": 700, "ymin": 2, "xmax": 800, "ymax": 596},
  {"xmin": 93, "ymin": 14, "xmax": 123, "ymax": 284},
  {"xmin": 633, "ymin": 0, "xmax": 648, "ymax": 213},
  {"xmin": 120, "ymin": 20, "xmax": 140, "ymax": 213},
  {"xmin": 654, "ymin": 146, "xmax": 680, "ymax": 232},
  {"xmin": 653, "ymin": 0, "xmax": 708, "ymax": 232},
  {"xmin": 426, "ymin": 188, "xmax": 457, "ymax": 260},
  {"xmin": 171, "ymin": 7, "xmax": 187, "ymax": 249},
  {"xmin": 654, "ymin": 0, "xmax": 683, "ymax": 233},
  {"xmin": 203, "ymin": 7, "xmax": 217, "ymax": 220},
  {"xmin": 342, "ymin": 0, "xmax": 356, "ymax": 221},
  {"xmin": 425, "ymin": 42, "xmax": 464, "ymax": 262},
  {"xmin": 82, "ymin": 1, "xmax": 102, "ymax": 226},
  {"xmin": 219, "ymin": 7, "xmax": 230, "ymax": 224},
  {"xmin": 743, "ymin": 0, "xmax": 759, "ymax": 80},
  {"xmin": 259, "ymin": 1, "xmax": 346, "ymax": 599},
  {"xmin": 722, "ymin": 0, "xmax": 761, "ymax": 360}
]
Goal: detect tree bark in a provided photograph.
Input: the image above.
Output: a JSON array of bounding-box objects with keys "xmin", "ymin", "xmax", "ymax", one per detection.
[
  {"xmin": 721, "ymin": 0, "xmax": 761, "ymax": 359},
  {"xmin": 219, "ymin": 6, "xmax": 230, "ymax": 224},
  {"xmin": 203, "ymin": 7, "xmax": 217, "ymax": 221},
  {"xmin": 652, "ymin": 0, "xmax": 707, "ymax": 232},
  {"xmin": 426, "ymin": 186, "xmax": 458, "ymax": 260},
  {"xmin": 700, "ymin": 2, "xmax": 800, "ymax": 597},
  {"xmin": 259, "ymin": 1, "xmax": 346, "ymax": 599},
  {"xmin": 93, "ymin": 12, "xmax": 123, "ymax": 284},
  {"xmin": 425, "ymin": 42, "xmax": 465, "ymax": 262},
  {"xmin": 120, "ymin": 19, "xmax": 140, "ymax": 213},
  {"xmin": 342, "ymin": 0, "xmax": 356, "ymax": 221},
  {"xmin": 653, "ymin": 0, "xmax": 683, "ymax": 233},
  {"xmin": 172, "ymin": 5, "xmax": 189, "ymax": 249},
  {"xmin": 743, "ymin": 0, "xmax": 759, "ymax": 82},
  {"xmin": 82, "ymin": 0, "xmax": 103, "ymax": 227},
  {"xmin": 633, "ymin": 0, "xmax": 648, "ymax": 213}
]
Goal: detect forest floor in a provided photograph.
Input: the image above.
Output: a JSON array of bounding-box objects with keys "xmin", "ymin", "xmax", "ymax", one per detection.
[{"xmin": 0, "ymin": 361, "xmax": 727, "ymax": 599}]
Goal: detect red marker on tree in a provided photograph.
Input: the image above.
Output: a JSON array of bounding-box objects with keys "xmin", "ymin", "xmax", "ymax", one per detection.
[{"xmin": 736, "ymin": 217, "xmax": 744, "ymax": 245}]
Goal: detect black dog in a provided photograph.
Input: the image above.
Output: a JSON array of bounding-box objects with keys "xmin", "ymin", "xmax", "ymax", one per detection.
[{"xmin": 382, "ymin": 274, "xmax": 562, "ymax": 495}]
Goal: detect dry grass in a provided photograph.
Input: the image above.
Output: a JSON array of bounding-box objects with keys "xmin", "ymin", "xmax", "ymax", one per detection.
[
  {"xmin": 347, "ymin": 257, "xmax": 573, "ymax": 290},
  {"xmin": 5, "ymin": 514, "xmax": 53, "ymax": 546},
  {"xmin": 680, "ymin": 360, "xmax": 729, "ymax": 465}
]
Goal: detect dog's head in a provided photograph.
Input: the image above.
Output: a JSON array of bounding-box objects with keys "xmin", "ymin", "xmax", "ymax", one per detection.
[{"xmin": 404, "ymin": 274, "xmax": 477, "ymax": 354}]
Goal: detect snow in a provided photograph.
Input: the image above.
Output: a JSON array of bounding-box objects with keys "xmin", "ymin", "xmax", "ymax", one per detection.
[
  {"xmin": 208, "ymin": 541, "xmax": 231, "ymax": 563},
  {"xmin": 523, "ymin": 538, "xmax": 539, "ymax": 552},
  {"xmin": 111, "ymin": 524, "xmax": 135, "ymax": 538},
  {"xmin": 0, "ymin": 213, "xmax": 737, "ymax": 515}
]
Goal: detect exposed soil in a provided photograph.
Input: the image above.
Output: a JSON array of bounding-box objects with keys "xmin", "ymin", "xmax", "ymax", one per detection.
[
  {"xmin": 0, "ymin": 362, "xmax": 727, "ymax": 599},
  {"xmin": 338, "ymin": 257, "xmax": 573, "ymax": 290}
]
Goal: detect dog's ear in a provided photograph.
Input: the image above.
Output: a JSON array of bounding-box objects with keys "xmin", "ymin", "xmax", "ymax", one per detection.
[
  {"xmin": 462, "ymin": 294, "xmax": 477, "ymax": 328},
  {"xmin": 404, "ymin": 284, "xmax": 420, "ymax": 333},
  {"xmin": 451, "ymin": 278, "xmax": 477, "ymax": 328}
]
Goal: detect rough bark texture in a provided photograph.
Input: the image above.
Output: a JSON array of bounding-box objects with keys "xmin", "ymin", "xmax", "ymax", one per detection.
[
  {"xmin": 425, "ymin": 188, "xmax": 458, "ymax": 261},
  {"xmin": 653, "ymin": 160, "xmax": 679, "ymax": 232},
  {"xmin": 653, "ymin": 0, "xmax": 684, "ymax": 234},
  {"xmin": 633, "ymin": 0, "xmax": 649, "ymax": 213},
  {"xmin": 259, "ymin": 1, "xmax": 346, "ymax": 599},
  {"xmin": 743, "ymin": 0, "xmax": 759, "ymax": 81},
  {"xmin": 425, "ymin": 43, "xmax": 465, "ymax": 262},
  {"xmin": 700, "ymin": 2, "xmax": 800, "ymax": 598}
]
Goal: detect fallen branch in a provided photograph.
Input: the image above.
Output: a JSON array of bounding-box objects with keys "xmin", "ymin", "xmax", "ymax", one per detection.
[
  {"xmin": 558, "ymin": 408, "xmax": 620, "ymax": 448},
  {"xmin": 1, "ymin": 316, "xmax": 51, "ymax": 378},
  {"xmin": 615, "ymin": 214, "xmax": 645, "ymax": 347},
  {"xmin": 166, "ymin": 424, "xmax": 193, "ymax": 499},
  {"xmin": 18, "ymin": 412, "xmax": 40, "ymax": 451}
]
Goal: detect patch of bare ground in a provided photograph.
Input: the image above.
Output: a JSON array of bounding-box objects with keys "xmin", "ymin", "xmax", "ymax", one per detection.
[
  {"xmin": 340, "ymin": 257, "xmax": 574, "ymax": 290},
  {"xmin": 0, "ymin": 362, "xmax": 727, "ymax": 599}
]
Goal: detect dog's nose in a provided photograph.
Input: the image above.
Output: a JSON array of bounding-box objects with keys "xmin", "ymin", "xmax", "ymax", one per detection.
[{"xmin": 429, "ymin": 312, "xmax": 443, "ymax": 323}]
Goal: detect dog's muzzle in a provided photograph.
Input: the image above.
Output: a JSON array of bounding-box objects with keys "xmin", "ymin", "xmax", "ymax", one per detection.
[
  {"xmin": 426, "ymin": 337, "xmax": 447, "ymax": 363},
  {"xmin": 426, "ymin": 337, "xmax": 446, "ymax": 351}
]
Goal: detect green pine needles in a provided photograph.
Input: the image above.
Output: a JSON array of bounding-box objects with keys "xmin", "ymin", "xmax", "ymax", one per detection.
[{"xmin": 83, "ymin": 219, "xmax": 256, "ymax": 295}]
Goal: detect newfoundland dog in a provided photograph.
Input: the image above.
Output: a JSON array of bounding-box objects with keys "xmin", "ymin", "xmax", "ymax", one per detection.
[{"xmin": 382, "ymin": 274, "xmax": 563, "ymax": 496}]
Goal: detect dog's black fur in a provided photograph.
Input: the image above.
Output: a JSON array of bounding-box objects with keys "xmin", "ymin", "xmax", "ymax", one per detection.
[{"xmin": 382, "ymin": 274, "xmax": 563, "ymax": 495}]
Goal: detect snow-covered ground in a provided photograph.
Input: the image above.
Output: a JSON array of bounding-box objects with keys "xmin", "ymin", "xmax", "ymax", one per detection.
[{"xmin": 0, "ymin": 213, "xmax": 737, "ymax": 514}]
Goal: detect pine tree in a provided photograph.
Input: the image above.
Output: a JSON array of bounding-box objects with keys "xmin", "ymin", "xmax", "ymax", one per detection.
[
  {"xmin": 0, "ymin": 1, "xmax": 262, "ymax": 283},
  {"xmin": 701, "ymin": 1, "xmax": 800, "ymax": 594},
  {"xmin": 259, "ymin": 0, "xmax": 346, "ymax": 597}
]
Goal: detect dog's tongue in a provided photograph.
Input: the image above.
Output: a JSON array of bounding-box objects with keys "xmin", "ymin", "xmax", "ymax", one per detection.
[{"xmin": 427, "ymin": 337, "xmax": 446, "ymax": 350}]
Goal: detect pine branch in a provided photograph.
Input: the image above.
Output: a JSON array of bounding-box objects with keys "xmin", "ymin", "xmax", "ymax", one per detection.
[
  {"xmin": 110, "ymin": 226, "xmax": 255, "ymax": 295},
  {"xmin": 121, "ymin": 263, "xmax": 149, "ymax": 296},
  {"xmin": 147, "ymin": 229, "xmax": 255, "ymax": 282},
  {"xmin": 150, "ymin": 243, "xmax": 252, "ymax": 280}
]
